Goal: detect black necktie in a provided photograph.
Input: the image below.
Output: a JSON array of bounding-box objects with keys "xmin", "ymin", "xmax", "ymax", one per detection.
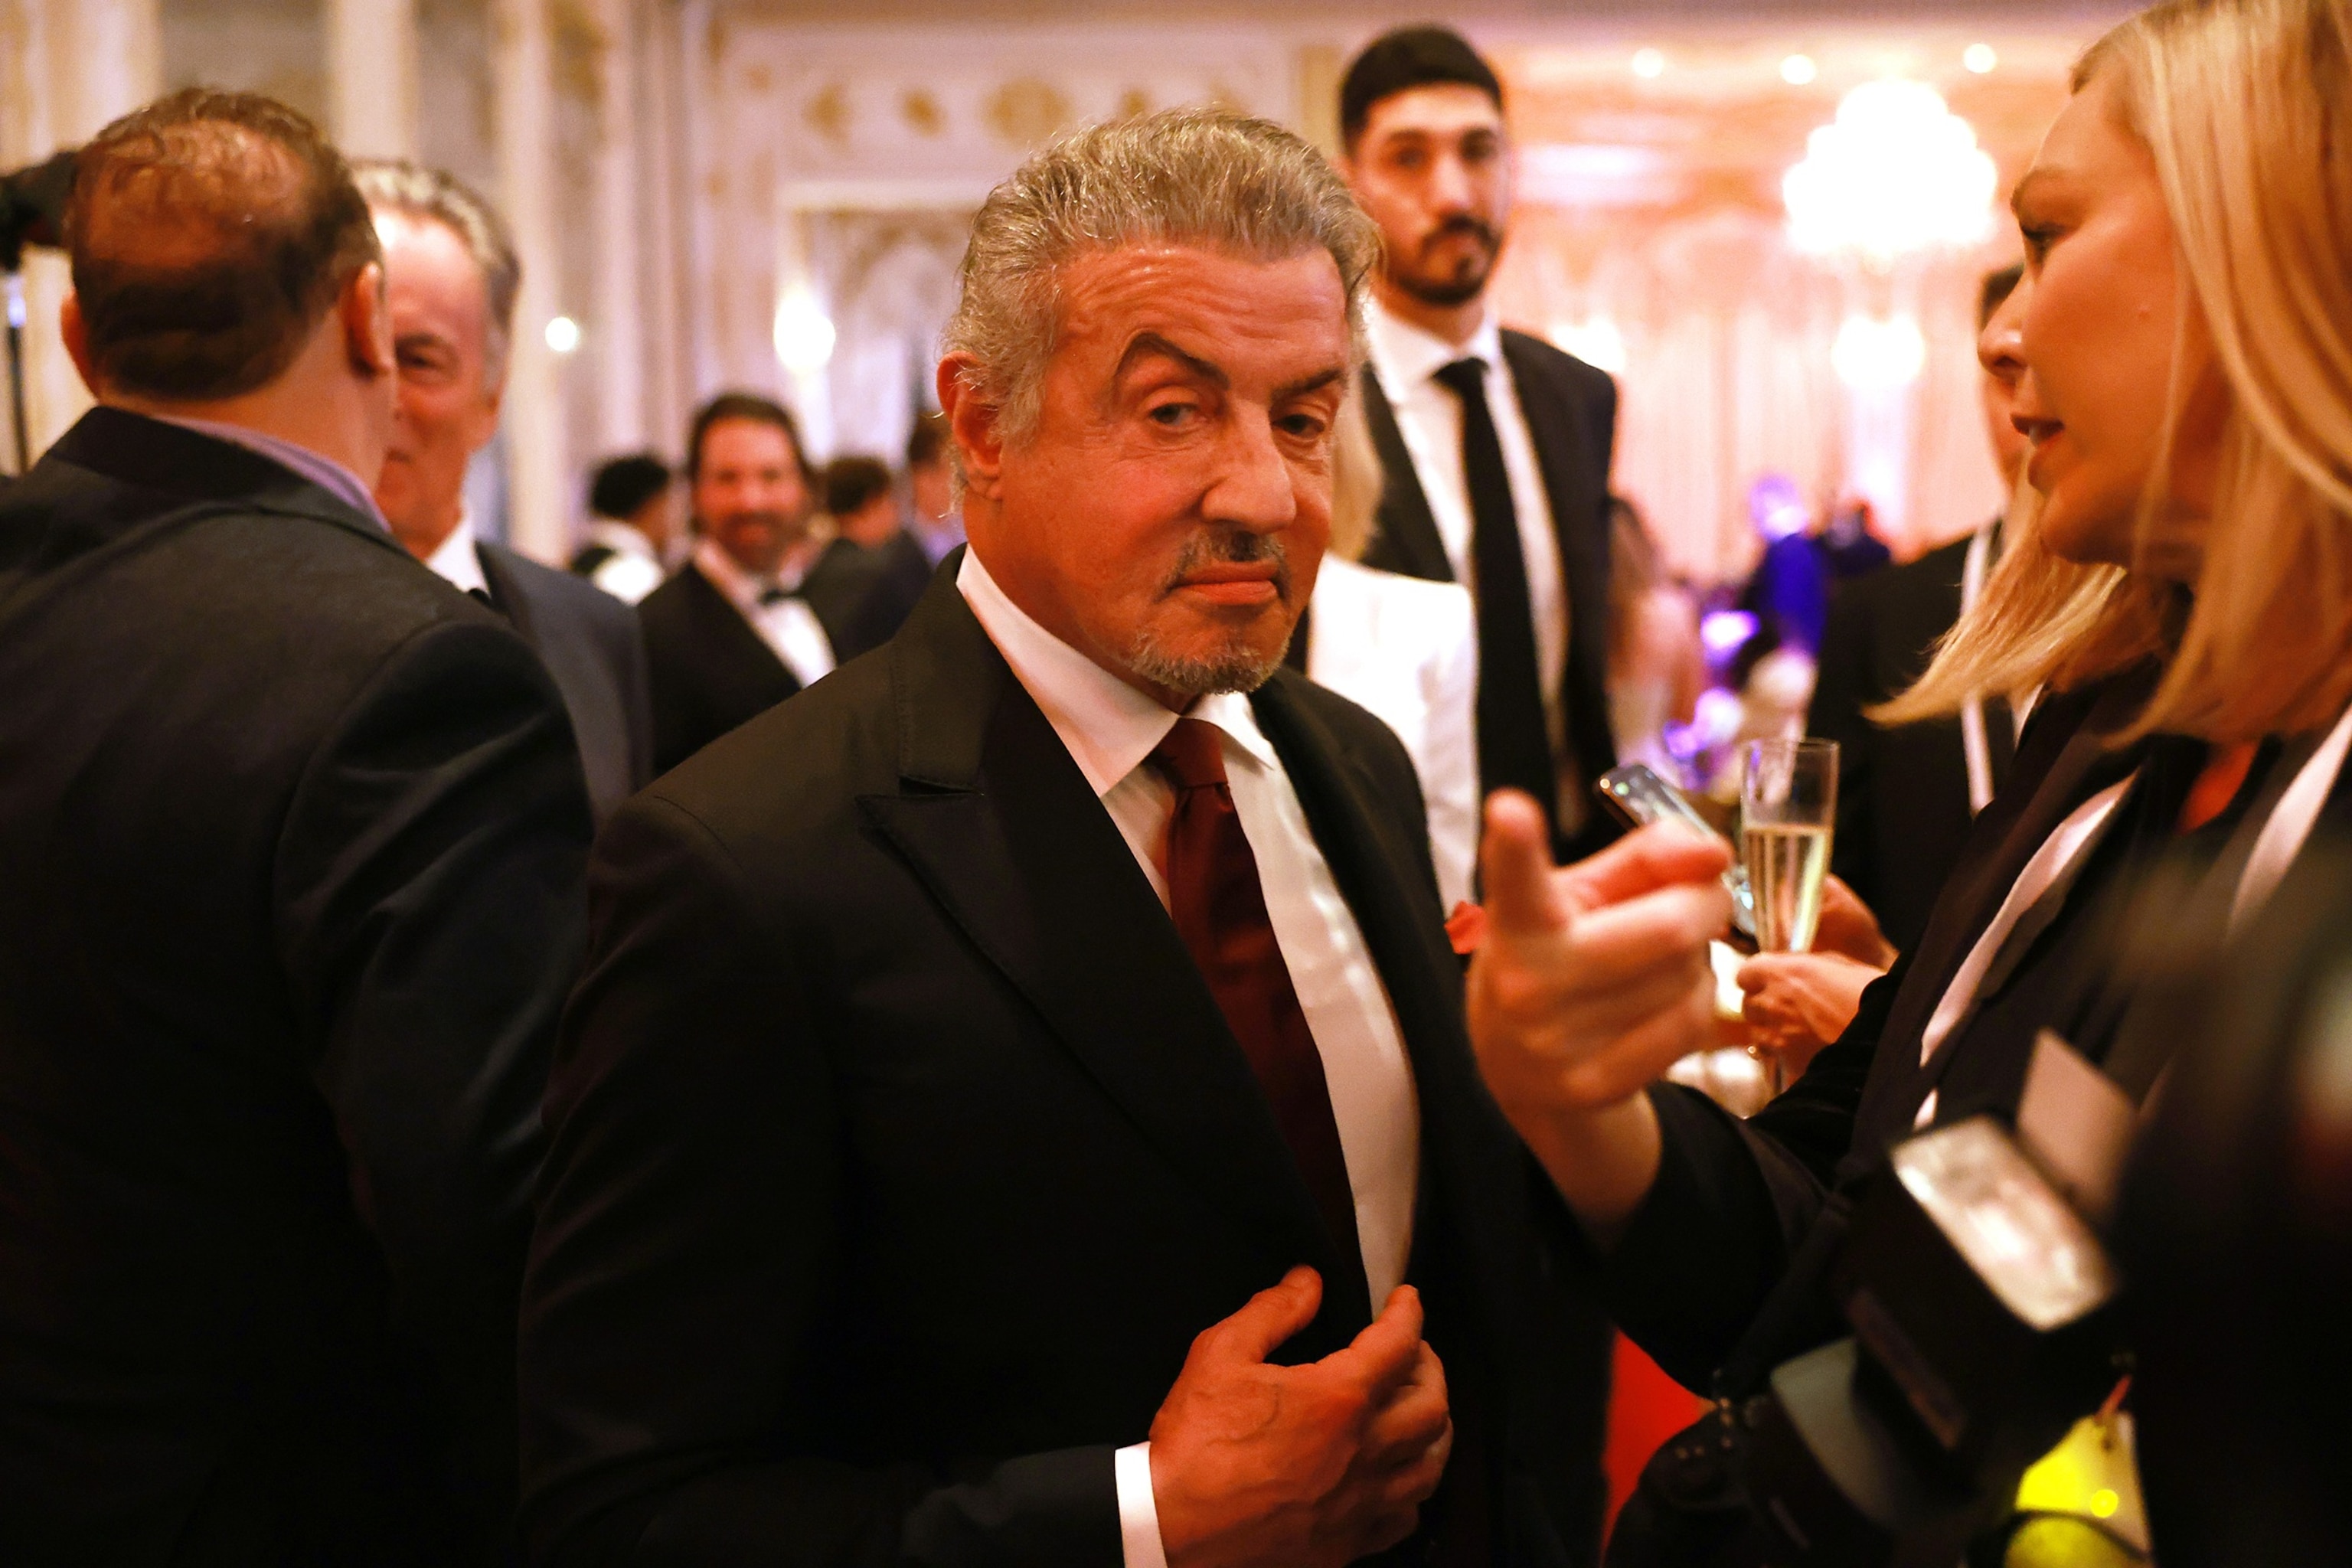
[
  {"xmin": 1434, "ymin": 357, "xmax": 1556, "ymax": 834},
  {"xmin": 757, "ymin": 584, "xmax": 802, "ymax": 607}
]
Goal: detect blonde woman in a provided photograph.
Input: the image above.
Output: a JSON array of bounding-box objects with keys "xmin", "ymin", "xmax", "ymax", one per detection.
[
  {"xmin": 1299, "ymin": 398, "xmax": 1482, "ymax": 909},
  {"xmin": 1462, "ymin": 0, "xmax": 2352, "ymax": 1552}
]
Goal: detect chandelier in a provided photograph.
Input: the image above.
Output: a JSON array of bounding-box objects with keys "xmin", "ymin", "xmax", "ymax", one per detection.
[{"xmin": 1783, "ymin": 80, "xmax": 1998, "ymax": 270}]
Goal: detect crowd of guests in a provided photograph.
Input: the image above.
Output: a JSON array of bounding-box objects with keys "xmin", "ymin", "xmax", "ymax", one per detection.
[{"xmin": 2, "ymin": 3, "xmax": 2350, "ymax": 1566}]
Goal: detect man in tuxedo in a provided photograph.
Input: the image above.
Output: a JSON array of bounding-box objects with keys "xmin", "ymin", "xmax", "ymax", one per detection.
[
  {"xmin": 0, "ymin": 90, "xmax": 590, "ymax": 1562},
  {"xmin": 573, "ymin": 452, "xmax": 676, "ymax": 605},
  {"xmin": 1339, "ymin": 27, "xmax": 1620, "ymax": 863},
  {"xmin": 1805, "ymin": 264, "xmax": 2030, "ymax": 956},
  {"xmin": 635, "ymin": 392, "xmax": 880, "ymax": 772},
  {"xmin": 521, "ymin": 107, "xmax": 1619, "ymax": 1566},
  {"xmin": 358, "ymin": 158, "xmax": 655, "ymax": 825}
]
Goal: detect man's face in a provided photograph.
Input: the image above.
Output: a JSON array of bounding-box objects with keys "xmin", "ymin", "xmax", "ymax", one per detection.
[
  {"xmin": 1345, "ymin": 83, "xmax": 1512, "ymax": 310},
  {"xmin": 1978, "ymin": 286, "xmax": 2032, "ymax": 495},
  {"xmin": 373, "ymin": 210, "xmax": 503, "ymax": 554},
  {"xmin": 956, "ymin": 244, "xmax": 1351, "ymax": 707},
  {"xmin": 691, "ymin": 419, "xmax": 812, "ymax": 577}
]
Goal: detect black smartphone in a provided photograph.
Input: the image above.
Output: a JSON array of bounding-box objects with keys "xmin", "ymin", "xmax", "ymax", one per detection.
[{"xmin": 1595, "ymin": 763, "xmax": 1757, "ymax": 946}]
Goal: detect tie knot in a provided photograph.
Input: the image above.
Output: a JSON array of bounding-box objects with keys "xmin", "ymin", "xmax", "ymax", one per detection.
[
  {"xmin": 1434, "ymin": 356, "xmax": 1488, "ymax": 398},
  {"xmin": 1152, "ymin": 717, "xmax": 1230, "ymax": 792},
  {"xmin": 757, "ymin": 584, "xmax": 800, "ymax": 606}
]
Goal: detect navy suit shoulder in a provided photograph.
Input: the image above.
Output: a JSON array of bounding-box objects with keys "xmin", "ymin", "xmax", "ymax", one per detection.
[
  {"xmin": 479, "ymin": 538, "xmax": 655, "ymax": 821},
  {"xmin": 0, "ymin": 408, "xmax": 592, "ymax": 1564}
]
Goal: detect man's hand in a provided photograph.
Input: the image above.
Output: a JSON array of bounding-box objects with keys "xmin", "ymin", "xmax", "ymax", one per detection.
[
  {"xmin": 1736, "ymin": 950, "xmax": 1886, "ymax": 1080},
  {"xmin": 1465, "ymin": 793, "xmax": 1733, "ymax": 1233},
  {"xmin": 1149, "ymin": 1267, "xmax": 1452, "ymax": 1568}
]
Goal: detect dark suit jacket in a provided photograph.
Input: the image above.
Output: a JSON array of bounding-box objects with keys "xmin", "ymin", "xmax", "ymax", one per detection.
[
  {"xmin": 519, "ymin": 567, "xmax": 1614, "ymax": 1566},
  {"xmin": 1808, "ymin": 529, "xmax": 2010, "ymax": 956},
  {"xmin": 478, "ymin": 539, "xmax": 655, "ymax": 823},
  {"xmin": 0, "ymin": 409, "xmax": 593, "ymax": 1563},
  {"xmin": 1360, "ymin": 328, "xmax": 1621, "ymax": 861},
  {"xmin": 636, "ymin": 548, "xmax": 877, "ymax": 776},
  {"xmin": 837, "ymin": 528, "xmax": 941, "ymax": 655}
]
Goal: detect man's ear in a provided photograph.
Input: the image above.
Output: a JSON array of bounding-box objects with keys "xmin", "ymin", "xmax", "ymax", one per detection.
[
  {"xmin": 343, "ymin": 262, "xmax": 394, "ymax": 381},
  {"xmin": 936, "ymin": 354, "xmax": 1004, "ymax": 501},
  {"xmin": 59, "ymin": 293, "xmax": 101, "ymax": 397}
]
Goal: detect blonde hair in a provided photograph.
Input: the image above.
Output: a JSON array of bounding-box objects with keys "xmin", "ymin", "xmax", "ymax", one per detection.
[
  {"xmin": 1886, "ymin": 0, "xmax": 2352, "ymax": 742},
  {"xmin": 941, "ymin": 106, "xmax": 1380, "ymax": 449}
]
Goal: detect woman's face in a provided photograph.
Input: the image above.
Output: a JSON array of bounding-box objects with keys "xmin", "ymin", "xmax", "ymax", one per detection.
[{"xmin": 2001, "ymin": 70, "xmax": 2225, "ymax": 571}]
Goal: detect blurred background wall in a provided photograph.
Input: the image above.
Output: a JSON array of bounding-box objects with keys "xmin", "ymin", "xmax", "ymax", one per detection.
[{"xmin": 2, "ymin": 0, "xmax": 2125, "ymax": 580}]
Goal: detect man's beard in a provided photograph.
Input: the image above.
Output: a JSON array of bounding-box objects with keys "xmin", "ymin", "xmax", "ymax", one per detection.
[
  {"xmin": 1122, "ymin": 531, "xmax": 1295, "ymax": 697},
  {"xmin": 1390, "ymin": 215, "xmax": 1501, "ymax": 309}
]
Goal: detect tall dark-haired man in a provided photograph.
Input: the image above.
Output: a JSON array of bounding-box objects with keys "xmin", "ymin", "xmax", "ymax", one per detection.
[
  {"xmin": 635, "ymin": 392, "xmax": 880, "ymax": 772},
  {"xmin": 1339, "ymin": 26, "xmax": 1621, "ymax": 863},
  {"xmin": 357, "ymin": 158, "xmax": 655, "ymax": 825},
  {"xmin": 0, "ymin": 91, "xmax": 590, "ymax": 1563}
]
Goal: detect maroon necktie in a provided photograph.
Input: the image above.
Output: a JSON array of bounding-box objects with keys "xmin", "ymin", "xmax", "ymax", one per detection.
[{"xmin": 1152, "ymin": 718, "xmax": 1364, "ymax": 1282}]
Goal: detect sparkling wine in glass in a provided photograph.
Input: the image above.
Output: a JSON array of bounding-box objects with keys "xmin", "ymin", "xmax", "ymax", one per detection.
[{"xmin": 1741, "ymin": 737, "xmax": 1838, "ymax": 1090}]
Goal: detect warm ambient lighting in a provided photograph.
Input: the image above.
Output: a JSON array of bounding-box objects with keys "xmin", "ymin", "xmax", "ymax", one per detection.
[
  {"xmin": 1964, "ymin": 43, "xmax": 2000, "ymax": 74},
  {"xmin": 1784, "ymin": 80, "xmax": 1998, "ymax": 269},
  {"xmin": 544, "ymin": 315, "xmax": 581, "ymax": 354},
  {"xmin": 771, "ymin": 288, "xmax": 837, "ymax": 375},
  {"xmin": 1631, "ymin": 48, "xmax": 1666, "ymax": 80},
  {"xmin": 1781, "ymin": 54, "xmax": 1818, "ymax": 87},
  {"xmin": 1832, "ymin": 313, "xmax": 1928, "ymax": 390},
  {"xmin": 1549, "ymin": 316, "xmax": 1627, "ymax": 375}
]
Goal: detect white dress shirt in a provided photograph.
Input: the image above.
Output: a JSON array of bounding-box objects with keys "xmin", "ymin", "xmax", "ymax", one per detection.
[
  {"xmin": 1364, "ymin": 299, "xmax": 1574, "ymax": 812},
  {"xmin": 692, "ymin": 536, "xmax": 837, "ymax": 689},
  {"xmin": 422, "ymin": 513, "xmax": 490, "ymax": 596},
  {"xmin": 957, "ymin": 550, "xmax": 1422, "ymax": 1568},
  {"xmin": 582, "ymin": 520, "xmax": 665, "ymax": 605},
  {"xmin": 1305, "ymin": 557, "xmax": 1479, "ymax": 911}
]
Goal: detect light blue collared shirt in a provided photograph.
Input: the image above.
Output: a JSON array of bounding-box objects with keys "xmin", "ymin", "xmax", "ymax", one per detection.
[{"xmin": 149, "ymin": 413, "xmax": 388, "ymax": 531}]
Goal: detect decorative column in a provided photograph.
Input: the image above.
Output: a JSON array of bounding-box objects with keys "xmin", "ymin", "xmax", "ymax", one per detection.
[
  {"xmin": 0, "ymin": 0, "xmax": 161, "ymax": 470},
  {"xmin": 492, "ymin": 0, "xmax": 567, "ymax": 562},
  {"xmin": 326, "ymin": 0, "xmax": 419, "ymax": 162},
  {"xmin": 589, "ymin": 0, "xmax": 644, "ymax": 455}
]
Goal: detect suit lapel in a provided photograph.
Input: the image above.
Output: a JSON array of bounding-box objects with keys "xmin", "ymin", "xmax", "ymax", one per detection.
[
  {"xmin": 1357, "ymin": 368, "xmax": 1454, "ymax": 585},
  {"xmin": 1854, "ymin": 671, "xmax": 2158, "ymax": 1152},
  {"xmin": 1501, "ymin": 332, "xmax": 1619, "ymax": 809},
  {"xmin": 684, "ymin": 564, "xmax": 799, "ymax": 697},
  {"xmin": 858, "ymin": 582, "xmax": 1364, "ymax": 1344},
  {"xmin": 1250, "ymin": 674, "xmax": 1531, "ymax": 1380}
]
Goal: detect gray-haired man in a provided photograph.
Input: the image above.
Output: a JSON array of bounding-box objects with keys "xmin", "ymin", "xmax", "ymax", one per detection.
[
  {"xmin": 355, "ymin": 159, "xmax": 653, "ymax": 822},
  {"xmin": 520, "ymin": 108, "xmax": 1613, "ymax": 1568}
]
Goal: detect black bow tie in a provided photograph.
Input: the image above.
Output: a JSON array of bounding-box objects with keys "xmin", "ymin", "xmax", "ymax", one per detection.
[{"xmin": 757, "ymin": 584, "xmax": 804, "ymax": 607}]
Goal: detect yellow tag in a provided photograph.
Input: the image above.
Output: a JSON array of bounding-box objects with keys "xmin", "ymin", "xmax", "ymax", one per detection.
[{"xmin": 2013, "ymin": 1411, "xmax": 2149, "ymax": 1557}]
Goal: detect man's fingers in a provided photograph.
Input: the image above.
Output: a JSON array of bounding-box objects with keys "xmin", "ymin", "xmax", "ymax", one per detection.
[
  {"xmin": 1558, "ymin": 821, "xmax": 1732, "ymax": 916},
  {"xmin": 1477, "ymin": 880, "xmax": 1728, "ymax": 1034},
  {"xmin": 1198, "ymin": 1265, "xmax": 1323, "ymax": 1365},
  {"xmin": 1328, "ymin": 1285, "xmax": 1425, "ymax": 1398},
  {"xmin": 1362, "ymin": 1344, "xmax": 1449, "ymax": 1468},
  {"xmin": 1476, "ymin": 792, "xmax": 1563, "ymax": 939},
  {"xmin": 1555, "ymin": 967, "xmax": 1721, "ymax": 1106}
]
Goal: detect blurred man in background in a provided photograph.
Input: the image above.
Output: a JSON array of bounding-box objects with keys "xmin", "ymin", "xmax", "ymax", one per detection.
[
  {"xmin": 573, "ymin": 451, "xmax": 676, "ymax": 604},
  {"xmin": 823, "ymin": 452, "xmax": 898, "ymax": 549},
  {"xmin": 635, "ymin": 393, "xmax": 879, "ymax": 773},
  {"xmin": 0, "ymin": 90, "xmax": 589, "ymax": 1563},
  {"xmin": 828, "ymin": 447, "xmax": 936, "ymax": 647},
  {"xmin": 1340, "ymin": 24, "xmax": 1621, "ymax": 864},
  {"xmin": 357, "ymin": 158, "xmax": 652, "ymax": 824}
]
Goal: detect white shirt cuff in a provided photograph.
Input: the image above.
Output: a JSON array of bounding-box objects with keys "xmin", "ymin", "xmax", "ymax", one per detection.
[{"xmin": 1113, "ymin": 1441, "xmax": 1170, "ymax": 1568}]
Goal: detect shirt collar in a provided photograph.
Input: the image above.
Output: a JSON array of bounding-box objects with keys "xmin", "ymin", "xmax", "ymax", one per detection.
[
  {"xmin": 586, "ymin": 519, "xmax": 658, "ymax": 560},
  {"xmin": 422, "ymin": 511, "xmax": 486, "ymax": 594},
  {"xmin": 954, "ymin": 548, "xmax": 1276, "ymax": 797},
  {"xmin": 1365, "ymin": 296, "xmax": 1504, "ymax": 398},
  {"xmin": 147, "ymin": 414, "xmax": 389, "ymax": 531}
]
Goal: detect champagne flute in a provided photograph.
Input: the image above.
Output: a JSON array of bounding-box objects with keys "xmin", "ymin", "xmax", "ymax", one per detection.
[{"xmin": 1740, "ymin": 737, "xmax": 1838, "ymax": 1094}]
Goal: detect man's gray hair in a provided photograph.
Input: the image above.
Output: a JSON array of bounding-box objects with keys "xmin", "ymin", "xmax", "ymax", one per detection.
[
  {"xmin": 942, "ymin": 106, "xmax": 1380, "ymax": 445},
  {"xmin": 350, "ymin": 158, "xmax": 521, "ymax": 387}
]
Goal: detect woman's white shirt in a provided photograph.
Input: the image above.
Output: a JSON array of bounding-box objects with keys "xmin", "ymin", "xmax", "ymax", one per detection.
[{"xmin": 1306, "ymin": 557, "xmax": 1480, "ymax": 911}]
